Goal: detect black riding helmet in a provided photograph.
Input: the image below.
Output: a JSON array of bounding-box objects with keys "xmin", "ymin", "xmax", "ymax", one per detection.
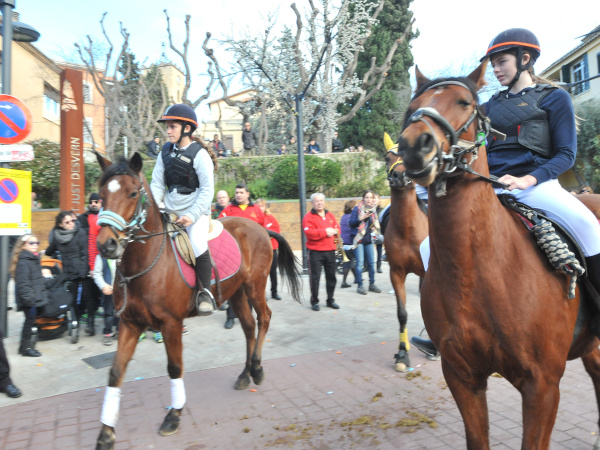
[
  {"xmin": 482, "ymin": 28, "xmax": 541, "ymax": 94},
  {"xmin": 157, "ymin": 104, "xmax": 198, "ymax": 144}
]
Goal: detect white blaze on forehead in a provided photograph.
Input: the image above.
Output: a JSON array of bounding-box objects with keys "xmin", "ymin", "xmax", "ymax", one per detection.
[{"xmin": 108, "ymin": 179, "xmax": 121, "ymax": 193}]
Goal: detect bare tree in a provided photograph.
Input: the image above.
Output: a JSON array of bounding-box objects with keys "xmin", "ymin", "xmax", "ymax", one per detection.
[{"xmin": 209, "ymin": 0, "xmax": 414, "ymax": 152}]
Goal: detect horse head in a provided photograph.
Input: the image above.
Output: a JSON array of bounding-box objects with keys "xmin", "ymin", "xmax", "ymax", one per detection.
[
  {"xmin": 95, "ymin": 152, "xmax": 151, "ymax": 259},
  {"xmin": 400, "ymin": 62, "xmax": 488, "ymax": 196},
  {"xmin": 384, "ymin": 132, "xmax": 412, "ymax": 190}
]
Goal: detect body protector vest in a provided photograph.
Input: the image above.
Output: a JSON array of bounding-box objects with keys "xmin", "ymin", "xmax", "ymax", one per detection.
[
  {"xmin": 486, "ymin": 84, "xmax": 557, "ymax": 158},
  {"xmin": 161, "ymin": 142, "xmax": 202, "ymax": 195}
]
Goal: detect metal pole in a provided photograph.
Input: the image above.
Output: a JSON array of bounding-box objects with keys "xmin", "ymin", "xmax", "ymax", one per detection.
[
  {"xmin": 296, "ymin": 95, "xmax": 308, "ymax": 273},
  {"xmin": 0, "ymin": 0, "xmax": 16, "ymax": 336}
]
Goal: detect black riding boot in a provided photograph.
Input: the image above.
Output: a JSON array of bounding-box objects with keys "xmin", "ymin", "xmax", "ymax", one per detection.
[
  {"xmin": 195, "ymin": 250, "xmax": 215, "ymax": 315},
  {"xmin": 585, "ymin": 254, "xmax": 600, "ymax": 337}
]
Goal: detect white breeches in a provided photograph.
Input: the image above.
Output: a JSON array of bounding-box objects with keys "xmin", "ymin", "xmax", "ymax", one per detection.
[{"xmin": 186, "ymin": 214, "xmax": 209, "ymax": 257}]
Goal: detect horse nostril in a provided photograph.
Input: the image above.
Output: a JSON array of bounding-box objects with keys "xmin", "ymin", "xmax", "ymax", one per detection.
[
  {"xmin": 418, "ymin": 133, "xmax": 434, "ymax": 152},
  {"xmin": 103, "ymin": 238, "xmax": 117, "ymax": 255}
]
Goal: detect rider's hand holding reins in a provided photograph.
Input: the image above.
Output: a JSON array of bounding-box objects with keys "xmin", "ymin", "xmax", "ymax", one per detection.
[
  {"xmin": 176, "ymin": 215, "xmax": 193, "ymax": 227},
  {"xmin": 497, "ymin": 174, "xmax": 538, "ymax": 191}
]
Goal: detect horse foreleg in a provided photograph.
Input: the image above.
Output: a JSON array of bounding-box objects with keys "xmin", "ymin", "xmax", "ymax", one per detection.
[
  {"xmin": 158, "ymin": 319, "xmax": 185, "ymax": 437},
  {"xmin": 230, "ymin": 290, "xmax": 255, "ymax": 390},
  {"xmin": 96, "ymin": 320, "xmax": 140, "ymax": 450},
  {"xmin": 247, "ymin": 293, "xmax": 272, "ymax": 386},
  {"xmin": 581, "ymin": 348, "xmax": 600, "ymax": 449},
  {"xmin": 391, "ymin": 269, "xmax": 410, "ymax": 372},
  {"xmin": 442, "ymin": 358, "xmax": 490, "ymax": 450},
  {"xmin": 519, "ymin": 372, "xmax": 561, "ymax": 450}
]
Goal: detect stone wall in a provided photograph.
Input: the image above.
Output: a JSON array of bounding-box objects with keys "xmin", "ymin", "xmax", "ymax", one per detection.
[{"xmin": 31, "ymin": 197, "xmax": 391, "ymax": 252}]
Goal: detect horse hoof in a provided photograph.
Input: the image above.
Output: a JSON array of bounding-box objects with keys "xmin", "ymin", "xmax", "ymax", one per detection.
[
  {"xmin": 234, "ymin": 376, "xmax": 250, "ymax": 390},
  {"xmin": 395, "ymin": 362, "xmax": 408, "ymax": 373},
  {"xmin": 158, "ymin": 408, "xmax": 181, "ymax": 436},
  {"xmin": 251, "ymin": 368, "xmax": 265, "ymax": 385},
  {"xmin": 96, "ymin": 425, "xmax": 116, "ymax": 450}
]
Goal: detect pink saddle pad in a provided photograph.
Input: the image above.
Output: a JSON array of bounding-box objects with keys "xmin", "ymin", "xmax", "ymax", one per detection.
[{"xmin": 172, "ymin": 229, "xmax": 242, "ymax": 288}]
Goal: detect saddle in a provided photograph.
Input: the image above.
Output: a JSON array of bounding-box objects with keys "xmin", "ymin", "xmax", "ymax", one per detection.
[
  {"xmin": 498, "ymin": 195, "xmax": 586, "ymax": 299},
  {"xmin": 165, "ymin": 214, "xmax": 224, "ymax": 266}
]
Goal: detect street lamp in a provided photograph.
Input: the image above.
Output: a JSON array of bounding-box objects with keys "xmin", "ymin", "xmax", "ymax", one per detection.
[{"xmin": 0, "ymin": 0, "xmax": 40, "ymax": 334}]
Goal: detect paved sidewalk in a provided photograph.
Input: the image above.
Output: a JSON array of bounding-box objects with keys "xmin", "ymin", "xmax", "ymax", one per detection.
[{"xmin": 1, "ymin": 266, "xmax": 599, "ymax": 449}]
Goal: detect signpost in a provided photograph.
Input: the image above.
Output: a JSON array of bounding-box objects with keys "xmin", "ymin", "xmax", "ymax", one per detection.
[
  {"xmin": 0, "ymin": 143, "xmax": 34, "ymax": 162},
  {"xmin": 0, "ymin": 167, "xmax": 32, "ymax": 235},
  {"xmin": 0, "ymin": 94, "xmax": 33, "ymax": 144}
]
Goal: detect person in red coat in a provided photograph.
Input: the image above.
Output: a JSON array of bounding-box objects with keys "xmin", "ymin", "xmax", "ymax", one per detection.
[
  {"xmin": 218, "ymin": 184, "xmax": 265, "ymax": 328},
  {"xmin": 256, "ymin": 199, "xmax": 281, "ymax": 300},
  {"xmin": 302, "ymin": 193, "xmax": 340, "ymax": 311}
]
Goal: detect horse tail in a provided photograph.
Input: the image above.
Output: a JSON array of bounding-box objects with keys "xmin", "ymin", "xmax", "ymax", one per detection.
[{"xmin": 266, "ymin": 230, "xmax": 303, "ymax": 304}]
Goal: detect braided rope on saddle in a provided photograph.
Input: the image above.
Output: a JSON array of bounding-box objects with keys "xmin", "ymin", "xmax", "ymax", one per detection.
[
  {"xmin": 165, "ymin": 214, "xmax": 195, "ymax": 266},
  {"xmin": 499, "ymin": 196, "xmax": 585, "ymax": 299}
]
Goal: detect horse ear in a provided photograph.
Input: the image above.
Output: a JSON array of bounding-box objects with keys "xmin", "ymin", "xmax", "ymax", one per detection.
[
  {"xmin": 129, "ymin": 152, "xmax": 143, "ymax": 174},
  {"xmin": 95, "ymin": 151, "xmax": 112, "ymax": 172},
  {"xmin": 415, "ymin": 65, "xmax": 430, "ymax": 91},
  {"xmin": 383, "ymin": 132, "xmax": 395, "ymax": 151},
  {"xmin": 467, "ymin": 60, "xmax": 488, "ymax": 91}
]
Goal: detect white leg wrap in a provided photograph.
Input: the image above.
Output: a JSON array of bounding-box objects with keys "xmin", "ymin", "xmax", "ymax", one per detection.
[
  {"xmin": 171, "ymin": 378, "xmax": 186, "ymax": 409},
  {"xmin": 100, "ymin": 387, "xmax": 121, "ymax": 427}
]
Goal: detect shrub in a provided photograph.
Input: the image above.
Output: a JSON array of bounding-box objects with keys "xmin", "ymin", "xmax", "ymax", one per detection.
[{"xmin": 268, "ymin": 156, "xmax": 342, "ymax": 199}]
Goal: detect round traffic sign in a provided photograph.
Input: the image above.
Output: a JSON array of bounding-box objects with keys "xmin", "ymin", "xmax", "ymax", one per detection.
[
  {"xmin": 0, "ymin": 95, "xmax": 32, "ymax": 144},
  {"xmin": 0, "ymin": 178, "xmax": 19, "ymax": 203}
]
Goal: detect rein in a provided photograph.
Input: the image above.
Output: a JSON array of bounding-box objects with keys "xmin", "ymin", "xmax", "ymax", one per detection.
[{"xmin": 403, "ymin": 80, "xmax": 509, "ymax": 196}]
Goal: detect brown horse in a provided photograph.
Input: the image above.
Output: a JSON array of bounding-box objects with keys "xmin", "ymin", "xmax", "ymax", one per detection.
[
  {"xmin": 399, "ymin": 61, "xmax": 600, "ymax": 449},
  {"xmin": 578, "ymin": 193, "xmax": 600, "ymax": 220},
  {"xmin": 94, "ymin": 153, "xmax": 302, "ymax": 450},
  {"xmin": 383, "ymin": 133, "xmax": 428, "ymax": 372}
]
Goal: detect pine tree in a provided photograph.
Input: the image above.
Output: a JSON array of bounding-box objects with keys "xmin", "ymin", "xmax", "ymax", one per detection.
[{"xmin": 338, "ymin": 0, "xmax": 417, "ymax": 154}]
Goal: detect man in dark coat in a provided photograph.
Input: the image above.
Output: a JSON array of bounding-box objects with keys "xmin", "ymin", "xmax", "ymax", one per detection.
[
  {"xmin": 146, "ymin": 136, "xmax": 160, "ymax": 158},
  {"xmin": 242, "ymin": 122, "xmax": 257, "ymax": 156},
  {"xmin": 332, "ymin": 131, "xmax": 344, "ymax": 152},
  {"xmin": 0, "ymin": 328, "xmax": 21, "ymax": 397}
]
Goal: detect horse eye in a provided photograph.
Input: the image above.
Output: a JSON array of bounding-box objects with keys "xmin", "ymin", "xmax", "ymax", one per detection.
[
  {"xmin": 385, "ymin": 156, "xmax": 390, "ymax": 164},
  {"xmin": 129, "ymin": 191, "xmax": 138, "ymax": 199},
  {"xmin": 457, "ymin": 99, "xmax": 471, "ymax": 107}
]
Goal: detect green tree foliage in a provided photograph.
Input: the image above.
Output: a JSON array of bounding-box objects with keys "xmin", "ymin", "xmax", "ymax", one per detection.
[
  {"xmin": 338, "ymin": 0, "xmax": 417, "ymax": 154},
  {"xmin": 268, "ymin": 156, "xmax": 342, "ymax": 199},
  {"xmin": 11, "ymin": 139, "xmax": 61, "ymax": 208},
  {"xmin": 574, "ymin": 99, "xmax": 600, "ymax": 188}
]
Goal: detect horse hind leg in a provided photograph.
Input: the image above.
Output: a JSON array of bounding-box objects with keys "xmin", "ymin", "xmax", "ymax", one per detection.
[
  {"xmin": 157, "ymin": 319, "xmax": 185, "ymax": 436},
  {"xmin": 96, "ymin": 320, "xmax": 142, "ymax": 450},
  {"xmin": 248, "ymin": 293, "xmax": 271, "ymax": 386},
  {"xmin": 230, "ymin": 290, "xmax": 255, "ymax": 390},
  {"xmin": 582, "ymin": 347, "xmax": 600, "ymax": 449}
]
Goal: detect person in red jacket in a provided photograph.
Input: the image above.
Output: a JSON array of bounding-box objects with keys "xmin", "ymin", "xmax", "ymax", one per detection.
[
  {"xmin": 302, "ymin": 193, "xmax": 340, "ymax": 311},
  {"xmin": 218, "ymin": 184, "xmax": 265, "ymax": 328},
  {"xmin": 256, "ymin": 199, "xmax": 282, "ymax": 301}
]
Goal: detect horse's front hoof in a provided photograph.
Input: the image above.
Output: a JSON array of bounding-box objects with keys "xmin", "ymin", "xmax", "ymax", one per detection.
[
  {"xmin": 394, "ymin": 350, "xmax": 411, "ymax": 372},
  {"xmin": 96, "ymin": 424, "xmax": 116, "ymax": 450},
  {"xmin": 234, "ymin": 375, "xmax": 250, "ymax": 390},
  {"xmin": 158, "ymin": 408, "xmax": 181, "ymax": 436},
  {"xmin": 251, "ymin": 367, "xmax": 265, "ymax": 385}
]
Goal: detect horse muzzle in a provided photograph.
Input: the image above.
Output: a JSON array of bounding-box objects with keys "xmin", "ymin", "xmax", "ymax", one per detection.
[{"xmin": 399, "ymin": 133, "xmax": 439, "ymax": 186}]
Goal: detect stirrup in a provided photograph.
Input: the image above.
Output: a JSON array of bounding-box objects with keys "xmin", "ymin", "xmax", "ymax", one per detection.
[{"xmin": 196, "ymin": 288, "xmax": 216, "ymax": 315}]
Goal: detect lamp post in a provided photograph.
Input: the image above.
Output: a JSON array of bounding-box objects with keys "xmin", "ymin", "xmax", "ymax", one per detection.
[{"xmin": 0, "ymin": 0, "xmax": 40, "ymax": 334}]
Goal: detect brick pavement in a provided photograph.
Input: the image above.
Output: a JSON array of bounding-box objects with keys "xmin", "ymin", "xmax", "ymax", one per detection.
[{"xmin": 1, "ymin": 266, "xmax": 600, "ymax": 449}]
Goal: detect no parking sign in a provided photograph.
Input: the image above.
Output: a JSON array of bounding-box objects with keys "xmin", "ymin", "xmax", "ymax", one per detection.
[{"xmin": 0, "ymin": 168, "xmax": 31, "ymax": 235}]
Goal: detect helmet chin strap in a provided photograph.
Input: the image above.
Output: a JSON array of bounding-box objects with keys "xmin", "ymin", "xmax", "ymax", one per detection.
[{"xmin": 176, "ymin": 122, "xmax": 195, "ymax": 146}]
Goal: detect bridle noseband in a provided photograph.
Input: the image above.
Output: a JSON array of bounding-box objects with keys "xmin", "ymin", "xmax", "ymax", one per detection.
[
  {"xmin": 386, "ymin": 153, "xmax": 413, "ymax": 190},
  {"xmin": 402, "ymin": 80, "xmax": 507, "ymax": 197}
]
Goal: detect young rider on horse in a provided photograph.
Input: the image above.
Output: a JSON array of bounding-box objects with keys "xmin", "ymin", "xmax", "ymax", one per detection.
[
  {"xmin": 150, "ymin": 104, "xmax": 215, "ymax": 314},
  {"xmin": 414, "ymin": 28, "xmax": 600, "ymax": 356}
]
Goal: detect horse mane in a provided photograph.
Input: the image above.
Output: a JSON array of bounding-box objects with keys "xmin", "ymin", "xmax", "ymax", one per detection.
[
  {"xmin": 402, "ymin": 76, "xmax": 480, "ymax": 131},
  {"xmin": 98, "ymin": 157, "xmax": 139, "ymax": 188}
]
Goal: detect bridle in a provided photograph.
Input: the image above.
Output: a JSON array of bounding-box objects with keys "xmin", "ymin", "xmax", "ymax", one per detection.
[
  {"xmin": 401, "ymin": 80, "xmax": 508, "ymax": 197},
  {"xmin": 97, "ymin": 174, "xmax": 168, "ymax": 317},
  {"xmin": 386, "ymin": 153, "xmax": 413, "ymax": 190}
]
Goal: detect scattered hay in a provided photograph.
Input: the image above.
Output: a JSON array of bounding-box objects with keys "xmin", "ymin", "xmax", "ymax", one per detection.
[
  {"xmin": 371, "ymin": 392, "xmax": 383, "ymax": 402},
  {"xmin": 242, "ymin": 427, "xmax": 251, "ymax": 433},
  {"xmin": 405, "ymin": 370, "xmax": 422, "ymax": 380},
  {"xmin": 396, "ymin": 411, "xmax": 438, "ymax": 430}
]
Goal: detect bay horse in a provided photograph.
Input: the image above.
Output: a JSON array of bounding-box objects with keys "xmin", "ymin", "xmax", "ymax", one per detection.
[
  {"xmin": 383, "ymin": 133, "xmax": 428, "ymax": 372},
  {"xmin": 94, "ymin": 152, "xmax": 302, "ymax": 449},
  {"xmin": 578, "ymin": 193, "xmax": 600, "ymax": 220},
  {"xmin": 399, "ymin": 61, "xmax": 600, "ymax": 449}
]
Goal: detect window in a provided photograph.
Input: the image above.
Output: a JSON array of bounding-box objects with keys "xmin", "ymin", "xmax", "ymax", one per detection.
[
  {"xmin": 43, "ymin": 83, "xmax": 60, "ymax": 122},
  {"xmin": 83, "ymin": 117, "xmax": 93, "ymax": 145},
  {"xmin": 571, "ymin": 54, "xmax": 590, "ymax": 95},
  {"xmin": 83, "ymin": 81, "xmax": 93, "ymax": 104}
]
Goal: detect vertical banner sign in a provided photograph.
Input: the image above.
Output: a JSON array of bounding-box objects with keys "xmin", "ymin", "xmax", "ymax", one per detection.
[
  {"xmin": 0, "ymin": 167, "xmax": 32, "ymax": 235},
  {"xmin": 60, "ymin": 68, "xmax": 85, "ymax": 214}
]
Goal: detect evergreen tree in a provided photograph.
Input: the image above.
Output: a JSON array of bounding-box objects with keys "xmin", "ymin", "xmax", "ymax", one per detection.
[{"xmin": 338, "ymin": 0, "xmax": 417, "ymax": 154}]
